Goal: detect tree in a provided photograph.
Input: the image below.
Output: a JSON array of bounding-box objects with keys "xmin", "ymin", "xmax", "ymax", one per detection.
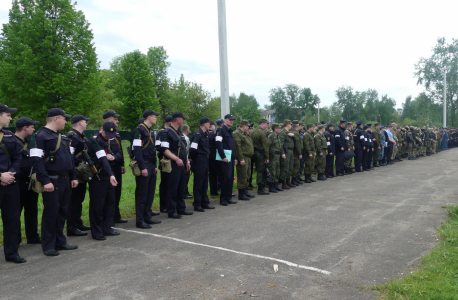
[
  {"xmin": 335, "ymin": 86, "xmax": 358, "ymax": 120},
  {"xmin": 402, "ymin": 95, "xmax": 415, "ymax": 120},
  {"xmin": 0, "ymin": 0, "xmax": 99, "ymax": 121},
  {"xmin": 146, "ymin": 46, "xmax": 171, "ymax": 117},
  {"xmin": 415, "ymin": 37, "xmax": 458, "ymax": 126},
  {"xmin": 110, "ymin": 50, "xmax": 156, "ymax": 130},
  {"xmin": 269, "ymin": 84, "xmax": 319, "ymax": 121},
  {"xmin": 230, "ymin": 92, "xmax": 261, "ymax": 124}
]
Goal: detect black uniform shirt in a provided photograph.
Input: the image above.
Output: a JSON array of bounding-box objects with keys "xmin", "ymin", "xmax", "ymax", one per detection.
[
  {"xmin": 353, "ymin": 127, "xmax": 366, "ymax": 149},
  {"xmin": 189, "ymin": 127, "xmax": 209, "ymax": 158},
  {"xmin": 87, "ymin": 133, "xmax": 117, "ymax": 179},
  {"xmin": 324, "ymin": 129, "xmax": 335, "ymax": 155},
  {"xmin": 334, "ymin": 126, "xmax": 346, "ymax": 152},
  {"xmin": 14, "ymin": 135, "xmax": 33, "ymax": 180},
  {"xmin": 67, "ymin": 128, "xmax": 89, "ymax": 166},
  {"xmin": 160, "ymin": 126, "xmax": 187, "ymax": 162},
  {"xmin": 131, "ymin": 122, "xmax": 157, "ymax": 170},
  {"xmin": 216, "ymin": 125, "xmax": 235, "ymax": 161},
  {"xmin": 0, "ymin": 129, "xmax": 22, "ymax": 174},
  {"xmin": 208, "ymin": 130, "xmax": 217, "ymax": 160},
  {"xmin": 29, "ymin": 127, "xmax": 77, "ymax": 185},
  {"xmin": 110, "ymin": 132, "xmax": 125, "ymax": 167}
]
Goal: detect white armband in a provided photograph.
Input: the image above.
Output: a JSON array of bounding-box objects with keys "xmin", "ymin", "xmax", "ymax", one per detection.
[
  {"xmin": 96, "ymin": 150, "xmax": 106, "ymax": 159},
  {"xmin": 69, "ymin": 147, "xmax": 75, "ymax": 154},
  {"xmin": 335, "ymin": 135, "xmax": 340, "ymax": 138},
  {"xmin": 369, "ymin": 139, "xmax": 372, "ymax": 142},
  {"xmin": 191, "ymin": 142, "xmax": 198, "ymax": 149},
  {"xmin": 30, "ymin": 148, "xmax": 44, "ymax": 157},
  {"xmin": 327, "ymin": 142, "xmax": 330, "ymax": 146},
  {"xmin": 345, "ymin": 136, "xmax": 349, "ymax": 140},
  {"xmin": 161, "ymin": 141, "xmax": 169, "ymax": 148},
  {"xmin": 155, "ymin": 140, "xmax": 161, "ymax": 146},
  {"xmin": 360, "ymin": 135, "xmax": 364, "ymax": 139},
  {"xmin": 365, "ymin": 138, "xmax": 367, "ymax": 141},
  {"xmin": 216, "ymin": 136, "xmax": 223, "ymax": 142},
  {"xmin": 133, "ymin": 139, "xmax": 142, "ymax": 147}
]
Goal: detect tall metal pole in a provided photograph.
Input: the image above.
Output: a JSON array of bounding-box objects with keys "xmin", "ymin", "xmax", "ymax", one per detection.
[
  {"xmin": 443, "ymin": 70, "xmax": 447, "ymax": 128},
  {"xmin": 317, "ymin": 101, "xmax": 320, "ymax": 122},
  {"xmin": 217, "ymin": 0, "xmax": 230, "ymax": 118}
]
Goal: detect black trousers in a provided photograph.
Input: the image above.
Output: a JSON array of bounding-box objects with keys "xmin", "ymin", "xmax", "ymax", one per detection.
[
  {"xmin": 89, "ymin": 178, "xmax": 115, "ymax": 238},
  {"xmin": 219, "ymin": 160, "xmax": 234, "ymax": 202},
  {"xmin": 159, "ymin": 170, "xmax": 169, "ymax": 211},
  {"xmin": 17, "ymin": 179, "xmax": 40, "ymax": 242},
  {"xmin": 335, "ymin": 151, "xmax": 344, "ymax": 174},
  {"xmin": 386, "ymin": 145, "xmax": 393, "ymax": 163},
  {"xmin": 367, "ymin": 149, "xmax": 373, "ymax": 167},
  {"xmin": 113, "ymin": 164, "xmax": 123, "ymax": 221},
  {"xmin": 325, "ymin": 155, "xmax": 334, "ymax": 176},
  {"xmin": 0, "ymin": 182, "xmax": 20, "ymax": 259},
  {"xmin": 362, "ymin": 149, "xmax": 369, "ymax": 170},
  {"xmin": 67, "ymin": 181, "xmax": 87, "ymax": 232},
  {"xmin": 191, "ymin": 155, "xmax": 210, "ymax": 208},
  {"xmin": 135, "ymin": 163, "xmax": 157, "ymax": 224},
  {"xmin": 354, "ymin": 148, "xmax": 363, "ymax": 171},
  {"xmin": 41, "ymin": 176, "xmax": 71, "ymax": 251},
  {"xmin": 167, "ymin": 162, "xmax": 186, "ymax": 214},
  {"xmin": 209, "ymin": 159, "xmax": 221, "ymax": 195}
]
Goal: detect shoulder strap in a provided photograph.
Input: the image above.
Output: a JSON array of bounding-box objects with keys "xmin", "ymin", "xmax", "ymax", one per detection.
[
  {"xmin": 44, "ymin": 133, "xmax": 62, "ymax": 163},
  {"xmin": 140, "ymin": 123, "xmax": 154, "ymax": 151},
  {"xmin": 0, "ymin": 132, "xmax": 10, "ymax": 163},
  {"xmin": 168, "ymin": 127, "xmax": 183, "ymax": 155}
]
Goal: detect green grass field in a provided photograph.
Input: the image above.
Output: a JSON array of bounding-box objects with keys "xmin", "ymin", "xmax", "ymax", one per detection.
[
  {"xmin": 0, "ymin": 141, "xmax": 253, "ymax": 246},
  {"xmin": 372, "ymin": 206, "xmax": 458, "ymax": 299}
]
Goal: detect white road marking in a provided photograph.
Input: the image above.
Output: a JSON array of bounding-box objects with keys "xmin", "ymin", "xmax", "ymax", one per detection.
[{"xmin": 114, "ymin": 227, "xmax": 331, "ymax": 275}]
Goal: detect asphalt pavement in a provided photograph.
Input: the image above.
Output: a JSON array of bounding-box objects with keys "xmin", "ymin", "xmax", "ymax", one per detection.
[{"xmin": 1, "ymin": 149, "xmax": 456, "ymax": 300}]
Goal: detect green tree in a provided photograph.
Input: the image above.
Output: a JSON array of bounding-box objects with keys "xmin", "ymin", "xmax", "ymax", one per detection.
[
  {"xmin": 269, "ymin": 84, "xmax": 319, "ymax": 121},
  {"xmin": 415, "ymin": 37, "xmax": 458, "ymax": 126},
  {"xmin": 230, "ymin": 92, "xmax": 261, "ymax": 124},
  {"xmin": 402, "ymin": 95, "xmax": 415, "ymax": 120},
  {"xmin": 146, "ymin": 46, "xmax": 171, "ymax": 120},
  {"xmin": 335, "ymin": 86, "xmax": 358, "ymax": 120},
  {"xmin": 0, "ymin": 0, "xmax": 99, "ymax": 121},
  {"xmin": 110, "ymin": 50, "xmax": 156, "ymax": 130}
]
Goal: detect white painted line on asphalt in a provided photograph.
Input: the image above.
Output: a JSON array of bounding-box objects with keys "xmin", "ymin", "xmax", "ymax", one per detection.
[{"xmin": 114, "ymin": 227, "xmax": 331, "ymax": 275}]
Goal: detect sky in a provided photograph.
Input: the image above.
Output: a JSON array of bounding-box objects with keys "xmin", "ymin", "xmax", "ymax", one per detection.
[{"xmin": 1, "ymin": 0, "xmax": 457, "ymax": 110}]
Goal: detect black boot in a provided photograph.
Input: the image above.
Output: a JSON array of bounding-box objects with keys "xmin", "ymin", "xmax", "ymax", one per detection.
[
  {"xmin": 244, "ymin": 188, "xmax": 255, "ymax": 198},
  {"xmin": 275, "ymin": 182, "xmax": 284, "ymax": 191},
  {"xmin": 238, "ymin": 189, "xmax": 250, "ymax": 200},
  {"xmin": 294, "ymin": 177, "xmax": 303, "ymax": 185},
  {"xmin": 269, "ymin": 183, "xmax": 278, "ymax": 193},
  {"xmin": 305, "ymin": 175, "xmax": 312, "ymax": 183},
  {"xmin": 286, "ymin": 178, "xmax": 296, "ymax": 188},
  {"xmin": 309, "ymin": 175, "xmax": 316, "ymax": 182},
  {"xmin": 258, "ymin": 185, "xmax": 270, "ymax": 195},
  {"xmin": 317, "ymin": 173, "xmax": 326, "ymax": 180}
]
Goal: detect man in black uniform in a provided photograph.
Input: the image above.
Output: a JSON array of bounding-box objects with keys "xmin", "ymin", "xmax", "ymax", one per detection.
[
  {"xmin": 160, "ymin": 111, "xmax": 193, "ymax": 218},
  {"xmin": 66, "ymin": 114, "xmax": 91, "ymax": 236},
  {"xmin": 189, "ymin": 117, "xmax": 215, "ymax": 212},
  {"xmin": 353, "ymin": 120, "xmax": 365, "ymax": 172},
  {"xmin": 362, "ymin": 125, "xmax": 371, "ymax": 171},
  {"xmin": 0, "ymin": 104, "xmax": 26, "ymax": 263},
  {"xmin": 103, "ymin": 110, "xmax": 127, "ymax": 224},
  {"xmin": 87, "ymin": 122, "xmax": 120, "ymax": 240},
  {"xmin": 366, "ymin": 124, "xmax": 374, "ymax": 169},
  {"xmin": 216, "ymin": 114, "xmax": 237, "ymax": 206},
  {"xmin": 334, "ymin": 120, "xmax": 346, "ymax": 176},
  {"xmin": 208, "ymin": 119, "xmax": 223, "ymax": 196},
  {"xmin": 131, "ymin": 109, "xmax": 162, "ymax": 228},
  {"xmin": 324, "ymin": 124, "xmax": 335, "ymax": 178},
  {"xmin": 30, "ymin": 108, "xmax": 79, "ymax": 256},
  {"xmin": 15, "ymin": 117, "xmax": 41, "ymax": 245},
  {"xmin": 158, "ymin": 115, "xmax": 172, "ymax": 213}
]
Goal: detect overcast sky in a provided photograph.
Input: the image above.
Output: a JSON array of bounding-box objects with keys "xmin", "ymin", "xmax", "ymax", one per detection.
[{"xmin": 1, "ymin": 0, "xmax": 457, "ymax": 109}]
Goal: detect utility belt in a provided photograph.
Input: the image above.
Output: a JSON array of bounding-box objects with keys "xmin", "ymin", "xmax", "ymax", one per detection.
[
  {"xmin": 288, "ymin": 147, "xmax": 293, "ymax": 150},
  {"xmin": 143, "ymin": 160, "xmax": 156, "ymax": 165},
  {"xmin": 197, "ymin": 153, "xmax": 210, "ymax": 158},
  {"xmin": 254, "ymin": 147, "xmax": 264, "ymax": 153}
]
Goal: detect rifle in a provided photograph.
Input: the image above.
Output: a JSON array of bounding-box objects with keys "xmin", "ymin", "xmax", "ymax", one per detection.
[
  {"xmin": 126, "ymin": 146, "xmax": 135, "ymax": 160},
  {"xmin": 81, "ymin": 150, "xmax": 100, "ymax": 181},
  {"xmin": 28, "ymin": 166, "xmax": 33, "ymax": 191}
]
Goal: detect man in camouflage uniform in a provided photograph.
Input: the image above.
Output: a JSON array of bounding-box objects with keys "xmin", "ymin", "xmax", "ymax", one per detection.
[
  {"xmin": 395, "ymin": 127, "xmax": 403, "ymax": 162},
  {"xmin": 290, "ymin": 120, "xmax": 303, "ymax": 185},
  {"xmin": 251, "ymin": 118, "xmax": 270, "ymax": 195},
  {"xmin": 302, "ymin": 123, "xmax": 316, "ymax": 183},
  {"xmin": 314, "ymin": 125, "xmax": 327, "ymax": 180},
  {"xmin": 390, "ymin": 123, "xmax": 398, "ymax": 162},
  {"xmin": 268, "ymin": 123, "xmax": 285, "ymax": 192},
  {"xmin": 233, "ymin": 120, "xmax": 255, "ymax": 200},
  {"xmin": 372, "ymin": 122, "xmax": 381, "ymax": 167},
  {"xmin": 279, "ymin": 119, "xmax": 295, "ymax": 189},
  {"xmin": 344, "ymin": 122, "xmax": 355, "ymax": 173}
]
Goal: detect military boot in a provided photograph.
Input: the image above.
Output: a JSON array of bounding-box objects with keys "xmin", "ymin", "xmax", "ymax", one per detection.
[
  {"xmin": 258, "ymin": 185, "xmax": 270, "ymax": 195},
  {"xmin": 281, "ymin": 179, "xmax": 290, "ymax": 190},
  {"xmin": 238, "ymin": 189, "xmax": 250, "ymax": 200},
  {"xmin": 275, "ymin": 182, "xmax": 284, "ymax": 191},
  {"xmin": 269, "ymin": 183, "xmax": 278, "ymax": 193},
  {"xmin": 317, "ymin": 173, "xmax": 327, "ymax": 180},
  {"xmin": 292, "ymin": 177, "xmax": 302, "ymax": 185},
  {"xmin": 297, "ymin": 176, "xmax": 304, "ymax": 184},
  {"xmin": 309, "ymin": 175, "xmax": 316, "ymax": 182},
  {"xmin": 244, "ymin": 188, "xmax": 255, "ymax": 198},
  {"xmin": 286, "ymin": 178, "xmax": 296, "ymax": 188},
  {"xmin": 304, "ymin": 175, "xmax": 313, "ymax": 183}
]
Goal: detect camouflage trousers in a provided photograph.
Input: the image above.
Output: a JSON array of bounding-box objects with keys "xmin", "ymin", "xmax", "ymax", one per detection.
[
  {"xmin": 268, "ymin": 155, "xmax": 280, "ymax": 183},
  {"xmin": 315, "ymin": 153, "xmax": 326, "ymax": 174},
  {"xmin": 253, "ymin": 151, "xmax": 266, "ymax": 186},
  {"xmin": 292, "ymin": 152, "xmax": 301, "ymax": 177},
  {"xmin": 236, "ymin": 156, "xmax": 251, "ymax": 189},
  {"xmin": 280, "ymin": 151, "xmax": 294, "ymax": 180},
  {"xmin": 344, "ymin": 157, "xmax": 353, "ymax": 169},
  {"xmin": 304, "ymin": 154, "xmax": 315, "ymax": 175},
  {"xmin": 407, "ymin": 144, "xmax": 415, "ymax": 158},
  {"xmin": 391, "ymin": 145, "xmax": 397, "ymax": 160},
  {"xmin": 373, "ymin": 147, "xmax": 380, "ymax": 164}
]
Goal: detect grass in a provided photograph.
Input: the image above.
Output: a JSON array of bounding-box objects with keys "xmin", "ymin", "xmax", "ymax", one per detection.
[
  {"xmin": 0, "ymin": 141, "xmax": 253, "ymax": 246},
  {"xmin": 372, "ymin": 206, "xmax": 458, "ymax": 300}
]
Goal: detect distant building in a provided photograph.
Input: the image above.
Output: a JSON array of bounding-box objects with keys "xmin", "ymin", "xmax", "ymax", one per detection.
[
  {"xmin": 397, "ymin": 108, "xmax": 403, "ymax": 115},
  {"xmin": 261, "ymin": 109, "xmax": 276, "ymax": 123}
]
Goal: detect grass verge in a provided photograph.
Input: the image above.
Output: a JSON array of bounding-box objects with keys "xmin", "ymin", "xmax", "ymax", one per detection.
[{"xmin": 372, "ymin": 205, "xmax": 458, "ymax": 300}]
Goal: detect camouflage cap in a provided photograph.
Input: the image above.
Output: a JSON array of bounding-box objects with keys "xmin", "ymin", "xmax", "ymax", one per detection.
[
  {"xmin": 239, "ymin": 119, "xmax": 249, "ymax": 126},
  {"xmin": 374, "ymin": 122, "xmax": 380, "ymax": 126},
  {"xmin": 283, "ymin": 119, "xmax": 292, "ymax": 125},
  {"xmin": 271, "ymin": 123, "xmax": 280, "ymax": 130},
  {"xmin": 347, "ymin": 121, "xmax": 353, "ymax": 125},
  {"xmin": 259, "ymin": 118, "xmax": 269, "ymax": 123},
  {"xmin": 292, "ymin": 120, "xmax": 299, "ymax": 125},
  {"xmin": 299, "ymin": 121, "xmax": 305, "ymax": 126},
  {"xmin": 318, "ymin": 125, "xmax": 326, "ymax": 130},
  {"xmin": 307, "ymin": 123, "xmax": 314, "ymax": 129}
]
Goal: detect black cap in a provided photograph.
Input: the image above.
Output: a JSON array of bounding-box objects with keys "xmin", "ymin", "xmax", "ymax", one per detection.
[
  {"xmin": 0, "ymin": 104, "xmax": 17, "ymax": 113},
  {"xmin": 320, "ymin": 121, "xmax": 325, "ymax": 124},
  {"xmin": 103, "ymin": 110, "xmax": 120, "ymax": 119},
  {"xmin": 216, "ymin": 119, "xmax": 224, "ymax": 125},
  {"xmin": 224, "ymin": 114, "xmax": 235, "ymax": 120},
  {"xmin": 16, "ymin": 117, "xmax": 39, "ymax": 128},
  {"xmin": 164, "ymin": 115, "xmax": 172, "ymax": 123},
  {"xmin": 356, "ymin": 120, "xmax": 363, "ymax": 125},
  {"xmin": 210, "ymin": 121, "xmax": 215, "ymax": 126},
  {"xmin": 47, "ymin": 108, "xmax": 71, "ymax": 118},
  {"xmin": 138, "ymin": 118, "xmax": 144, "ymax": 125},
  {"xmin": 142, "ymin": 109, "xmax": 160, "ymax": 118},
  {"xmin": 199, "ymin": 117, "xmax": 211, "ymax": 125},
  {"xmin": 340, "ymin": 120, "xmax": 347, "ymax": 123},
  {"xmin": 172, "ymin": 111, "xmax": 188, "ymax": 120},
  {"xmin": 363, "ymin": 125, "xmax": 369, "ymax": 130},
  {"xmin": 327, "ymin": 123, "xmax": 335, "ymax": 127},
  {"xmin": 249, "ymin": 123, "xmax": 254, "ymax": 128},
  {"xmin": 366, "ymin": 123, "xmax": 372, "ymax": 126},
  {"xmin": 103, "ymin": 121, "xmax": 117, "ymax": 138},
  {"xmin": 71, "ymin": 115, "xmax": 90, "ymax": 124}
]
